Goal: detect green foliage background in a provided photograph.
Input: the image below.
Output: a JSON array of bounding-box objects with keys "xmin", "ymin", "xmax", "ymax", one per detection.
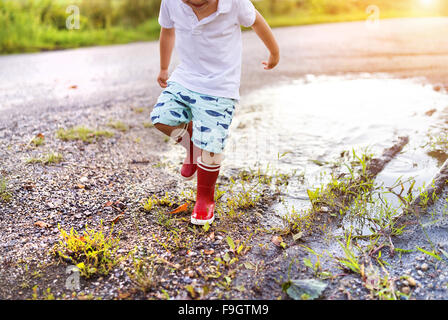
[{"xmin": 1, "ymin": 0, "xmax": 447, "ymax": 54}]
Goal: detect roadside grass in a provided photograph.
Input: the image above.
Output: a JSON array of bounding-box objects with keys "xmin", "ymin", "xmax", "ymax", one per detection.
[
  {"xmin": 2, "ymin": 0, "xmax": 446, "ymax": 54},
  {"xmin": 264, "ymin": 10, "xmax": 444, "ymax": 29},
  {"xmin": 56, "ymin": 126, "xmax": 114, "ymax": 143},
  {"xmin": 26, "ymin": 152, "xmax": 64, "ymax": 165},
  {"xmin": 1, "ymin": 16, "xmax": 161, "ymax": 55}
]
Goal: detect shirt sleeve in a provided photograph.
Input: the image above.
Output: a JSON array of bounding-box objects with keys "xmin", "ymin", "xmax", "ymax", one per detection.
[
  {"xmin": 236, "ymin": 0, "xmax": 257, "ymax": 27},
  {"xmin": 158, "ymin": 0, "xmax": 174, "ymax": 29}
]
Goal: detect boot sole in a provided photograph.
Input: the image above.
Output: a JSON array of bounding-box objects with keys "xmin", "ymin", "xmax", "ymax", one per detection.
[
  {"xmin": 191, "ymin": 215, "xmax": 214, "ymax": 226},
  {"xmin": 181, "ymin": 170, "xmax": 197, "ymax": 181}
]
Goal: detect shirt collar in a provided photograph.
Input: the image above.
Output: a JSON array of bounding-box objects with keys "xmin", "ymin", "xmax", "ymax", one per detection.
[{"xmin": 180, "ymin": 0, "xmax": 231, "ymax": 16}]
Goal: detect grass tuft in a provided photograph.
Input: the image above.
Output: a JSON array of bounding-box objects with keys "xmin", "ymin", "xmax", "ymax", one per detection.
[
  {"xmin": 26, "ymin": 152, "xmax": 63, "ymax": 165},
  {"xmin": 52, "ymin": 222, "xmax": 122, "ymax": 279},
  {"xmin": 0, "ymin": 177, "xmax": 12, "ymax": 203},
  {"xmin": 56, "ymin": 126, "xmax": 114, "ymax": 143},
  {"xmin": 107, "ymin": 120, "xmax": 129, "ymax": 132}
]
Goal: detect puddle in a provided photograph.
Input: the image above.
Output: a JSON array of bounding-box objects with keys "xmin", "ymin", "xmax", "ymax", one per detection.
[{"xmin": 164, "ymin": 74, "xmax": 448, "ymax": 228}]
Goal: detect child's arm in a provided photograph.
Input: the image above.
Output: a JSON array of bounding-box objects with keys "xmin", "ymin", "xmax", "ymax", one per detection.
[
  {"xmin": 251, "ymin": 11, "xmax": 280, "ymax": 70},
  {"xmin": 158, "ymin": 27, "xmax": 175, "ymax": 88}
]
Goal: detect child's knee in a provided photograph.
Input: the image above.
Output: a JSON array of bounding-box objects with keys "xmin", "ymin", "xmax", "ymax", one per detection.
[
  {"xmin": 201, "ymin": 151, "xmax": 223, "ymax": 165},
  {"xmin": 154, "ymin": 123, "xmax": 188, "ymax": 140},
  {"xmin": 154, "ymin": 123, "xmax": 165, "ymax": 132}
]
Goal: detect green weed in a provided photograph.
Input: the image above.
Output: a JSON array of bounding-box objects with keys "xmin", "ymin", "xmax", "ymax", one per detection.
[
  {"xmin": 30, "ymin": 134, "xmax": 45, "ymax": 146},
  {"xmin": 334, "ymin": 231, "xmax": 362, "ymax": 274},
  {"xmin": 133, "ymin": 107, "xmax": 145, "ymax": 114},
  {"xmin": 31, "ymin": 286, "xmax": 55, "ymax": 300},
  {"xmin": 56, "ymin": 126, "xmax": 114, "ymax": 143},
  {"xmin": 0, "ymin": 0, "xmax": 162, "ymax": 54},
  {"xmin": 26, "ymin": 152, "xmax": 63, "ymax": 165},
  {"xmin": 0, "ymin": 177, "xmax": 12, "ymax": 203},
  {"xmin": 107, "ymin": 120, "xmax": 129, "ymax": 132},
  {"xmin": 53, "ymin": 222, "xmax": 122, "ymax": 278},
  {"xmin": 425, "ymin": 130, "xmax": 448, "ymax": 153},
  {"xmin": 143, "ymin": 192, "xmax": 176, "ymax": 212},
  {"xmin": 127, "ymin": 253, "xmax": 160, "ymax": 293}
]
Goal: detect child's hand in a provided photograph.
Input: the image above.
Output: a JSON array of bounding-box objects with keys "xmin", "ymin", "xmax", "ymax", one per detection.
[
  {"xmin": 157, "ymin": 69, "xmax": 169, "ymax": 88},
  {"xmin": 262, "ymin": 52, "xmax": 280, "ymax": 70}
]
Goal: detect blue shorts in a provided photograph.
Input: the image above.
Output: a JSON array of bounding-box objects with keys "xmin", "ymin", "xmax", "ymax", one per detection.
[{"xmin": 150, "ymin": 81, "xmax": 236, "ymax": 154}]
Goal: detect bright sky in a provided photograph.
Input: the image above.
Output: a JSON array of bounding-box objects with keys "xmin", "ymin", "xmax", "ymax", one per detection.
[{"xmin": 420, "ymin": 0, "xmax": 436, "ymax": 7}]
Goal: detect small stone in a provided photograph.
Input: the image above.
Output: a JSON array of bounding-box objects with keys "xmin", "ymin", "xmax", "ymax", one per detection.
[
  {"xmin": 80, "ymin": 176, "xmax": 89, "ymax": 183},
  {"xmin": 401, "ymin": 286, "xmax": 411, "ymax": 295},
  {"xmin": 182, "ymin": 277, "xmax": 192, "ymax": 284},
  {"xmin": 421, "ymin": 263, "xmax": 429, "ymax": 272},
  {"xmin": 187, "ymin": 270, "xmax": 195, "ymax": 278},
  {"xmin": 34, "ymin": 221, "xmax": 50, "ymax": 228},
  {"xmin": 407, "ymin": 277, "xmax": 417, "ymax": 287},
  {"xmin": 417, "ymin": 270, "xmax": 424, "ymax": 277}
]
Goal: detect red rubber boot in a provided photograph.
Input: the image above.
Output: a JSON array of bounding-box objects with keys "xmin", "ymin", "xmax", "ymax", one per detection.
[
  {"xmin": 191, "ymin": 159, "xmax": 220, "ymax": 225},
  {"xmin": 177, "ymin": 122, "xmax": 198, "ymax": 180}
]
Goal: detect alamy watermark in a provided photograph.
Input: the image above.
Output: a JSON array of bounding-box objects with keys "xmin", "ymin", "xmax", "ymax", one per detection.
[
  {"xmin": 65, "ymin": 265, "xmax": 81, "ymax": 291},
  {"xmin": 66, "ymin": 5, "xmax": 80, "ymax": 30},
  {"xmin": 365, "ymin": 5, "xmax": 380, "ymax": 29}
]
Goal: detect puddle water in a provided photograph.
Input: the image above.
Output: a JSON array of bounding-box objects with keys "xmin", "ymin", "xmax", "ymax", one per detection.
[{"xmin": 164, "ymin": 74, "xmax": 448, "ymax": 229}]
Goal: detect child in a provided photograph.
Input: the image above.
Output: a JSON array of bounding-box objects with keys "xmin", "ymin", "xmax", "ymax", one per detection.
[{"xmin": 151, "ymin": 0, "xmax": 279, "ymax": 225}]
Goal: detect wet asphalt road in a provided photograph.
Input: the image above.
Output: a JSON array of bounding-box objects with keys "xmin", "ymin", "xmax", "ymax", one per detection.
[{"xmin": 1, "ymin": 17, "xmax": 448, "ymax": 124}]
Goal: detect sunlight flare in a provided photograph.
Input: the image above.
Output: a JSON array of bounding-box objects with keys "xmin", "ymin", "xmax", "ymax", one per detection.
[{"xmin": 420, "ymin": 0, "xmax": 436, "ymax": 7}]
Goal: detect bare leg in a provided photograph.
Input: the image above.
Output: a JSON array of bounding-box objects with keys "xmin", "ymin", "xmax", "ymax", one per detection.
[
  {"xmin": 201, "ymin": 150, "xmax": 224, "ymax": 166},
  {"xmin": 154, "ymin": 122, "xmax": 189, "ymax": 149},
  {"xmin": 154, "ymin": 122, "xmax": 201, "ymax": 179}
]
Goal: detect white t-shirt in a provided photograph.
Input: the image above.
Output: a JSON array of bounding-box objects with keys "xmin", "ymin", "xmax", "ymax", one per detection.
[{"xmin": 158, "ymin": 0, "xmax": 257, "ymax": 100}]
